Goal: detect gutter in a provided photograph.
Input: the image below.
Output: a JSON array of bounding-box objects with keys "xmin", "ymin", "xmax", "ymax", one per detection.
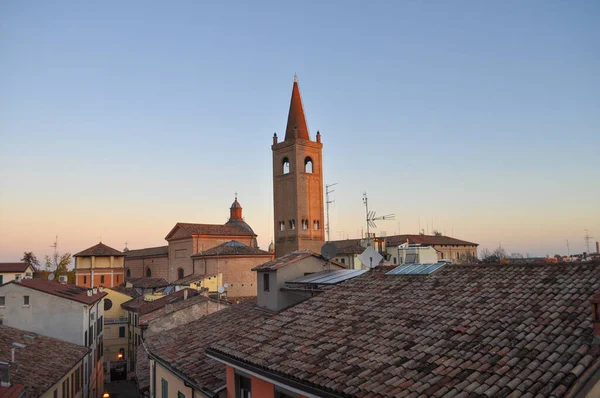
[
  {"xmin": 205, "ymin": 348, "xmax": 350, "ymax": 398},
  {"xmin": 565, "ymin": 356, "xmax": 600, "ymax": 398},
  {"xmin": 146, "ymin": 351, "xmax": 218, "ymax": 398}
]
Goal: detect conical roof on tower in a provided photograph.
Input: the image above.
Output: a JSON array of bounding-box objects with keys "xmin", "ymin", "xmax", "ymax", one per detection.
[{"xmin": 284, "ymin": 75, "xmax": 310, "ymax": 141}]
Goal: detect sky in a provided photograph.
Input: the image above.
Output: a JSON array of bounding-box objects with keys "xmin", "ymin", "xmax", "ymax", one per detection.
[{"xmin": 1, "ymin": 1, "xmax": 599, "ymax": 263}]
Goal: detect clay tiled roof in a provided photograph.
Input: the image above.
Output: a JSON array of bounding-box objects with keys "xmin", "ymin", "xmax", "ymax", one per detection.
[
  {"xmin": 124, "ymin": 245, "xmax": 168, "ymax": 258},
  {"xmin": 122, "ymin": 289, "xmax": 198, "ymax": 316},
  {"xmin": 172, "ymin": 273, "xmax": 206, "ymax": 285},
  {"xmin": 209, "ymin": 262, "xmax": 600, "ymax": 398},
  {"xmin": 11, "ymin": 279, "xmax": 106, "ymax": 305},
  {"xmin": 109, "ymin": 284, "xmax": 142, "ymax": 298},
  {"xmin": 331, "ymin": 239, "xmax": 365, "ymax": 255},
  {"xmin": 385, "ymin": 234, "xmax": 478, "ymax": 247},
  {"xmin": 284, "ymin": 76, "xmax": 310, "ymax": 141},
  {"xmin": 139, "ymin": 294, "xmax": 212, "ymax": 325},
  {"xmin": 145, "ymin": 299, "xmax": 272, "ymax": 394},
  {"xmin": 0, "ymin": 325, "xmax": 88, "ymax": 398},
  {"xmin": 165, "ymin": 222, "xmax": 256, "ymax": 241},
  {"xmin": 126, "ymin": 277, "xmax": 169, "ymax": 289},
  {"xmin": 0, "ymin": 383, "xmax": 25, "ymax": 398},
  {"xmin": 192, "ymin": 240, "xmax": 272, "ymax": 258},
  {"xmin": 136, "ymin": 345, "xmax": 150, "ymax": 392},
  {"xmin": 0, "ymin": 262, "xmax": 30, "ymax": 273},
  {"xmin": 74, "ymin": 242, "xmax": 123, "ymax": 257},
  {"xmin": 252, "ymin": 250, "xmax": 340, "ymax": 271}
]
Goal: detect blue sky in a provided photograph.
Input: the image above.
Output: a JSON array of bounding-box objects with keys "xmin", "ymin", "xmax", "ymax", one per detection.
[{"xmin": 1, "ymin": 0, "xmax": 599, "ymax": 261}]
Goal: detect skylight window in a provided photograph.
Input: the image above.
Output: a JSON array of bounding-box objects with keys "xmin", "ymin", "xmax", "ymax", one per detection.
[{"xmin": 386, "ymin": 263, "xmax": 446, "ymax": 276}]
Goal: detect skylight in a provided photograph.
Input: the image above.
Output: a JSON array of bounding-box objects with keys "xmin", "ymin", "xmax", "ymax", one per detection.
[{"xmin": 386, "ymin": 262, "xmax": 447, "ymax": 276}]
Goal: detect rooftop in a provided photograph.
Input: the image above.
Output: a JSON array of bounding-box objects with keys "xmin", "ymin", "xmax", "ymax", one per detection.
[
  {"xmin": 126, "ymin": 277, "xmax": 169, "ymax": 289},
  {"xmin": 6, "ymin": 279, "xmax": 106, "ymax": 305},
  {"xmin": 144, "ymin": 299, "xmax": 271, "ymax": 394},
  {"xmin": 139, "ymin": 293, "xmax": 212, "ymax": 325},
  {"xmin": 252, "ymin": 250, "xmax": 343, "ymax": 272},
  {"xmin": 124, "ymin": 245, "xmax": 169, "ymax": 258},
  {"xmin": 192, "ymin": 240, "xmax": 272, "ymax": 258},
  {"xmin": 73, "ymin": 242, "xmax": 123, "ymax": 257},
  {"xmin": 0, "ymin": 325, "xmax": 88, "ymax": 398},
  {"xmin": 172, "ymin": 273, "xmax": 207, "ymax": 285},
  {"xmin": 330, "ymin": 234, "xmax": 478, "ymax": 255},
  {"xmin": 165, "ymin": 222, "xmax": 256, "ymax": 241},
  {"xmin": 0, "ymin": 263, "xmax": 30, "ymax": 274},
  {"xmin": 122, "ymin": 288, "xmax": 198, "ymax": 316},
  {"xmin": 209, "ymin": 262, "xmax": 600, "ymax": 397},
  {"xmin": 108, "ymin": 284, "xmax": 142, "ymax": 299}
]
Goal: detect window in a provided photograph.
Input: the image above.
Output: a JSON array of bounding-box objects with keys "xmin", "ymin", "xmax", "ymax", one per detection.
[
  {"xmin": 0, "ymin": 296, "xmax": 5, "ymax": 306},
  {"xmin": 304, "ymin": 157, "xmax": 313, "ymax": 173},
  {"xmin": 282, "ymin": 157, "xmax": 290, "ymax": 174},
  {"xmin": 146, "ymin": 268, "xmax": 152, "ymax": 277},
  {"xmin": 15, "ymin": 274, "xmax": 22, "ymax": 282},
  {"xmin": 263, "ymin": 273, "xmax": 270, "ymax": 292},
  {"xmin": 100, "ymin": 275, "xmax": 105, "ymax": 284},
  {"xmin": 25, "ymin": 272, "xmax": 32, "ymax": 277},
  {"xmin": 62, "ymin": 379, "xmax": 68, "ymax": 398},
  {"xmin": 161, "ymin": 378, "xmax": 168, "ymax": 398},
  {"xmin": 236, "ymin": 374, "xmax": 252, "ymax": 398},
  {"xmin": 84, "ymin": 331, "xmax": 87, "ymax": 346},
  {"xmin": 53, "ymin": 389, "xmax": 57, "ymax": 398},
  {"xmin": 177, "ymin": 392, "xmax": 185, "ymax": 398},
  {"xmin": 104, "ymin": 298, "xmax": 113, "ymax": 311},
  {"xmin": 275, "ymin": 390, "xmax": 295, "ymax": 398},
  {"xmin": 126, "ymin": 268, "xmax": 131, "ymax": 277},
  {"xmin": 0, "ymin": 275, "xmax": 3, "ymax": 284},
  {"xmin": 279, "ymin": 221, "xmax": 285, "ymax": 231},
  {"xmin": 23, "ymin": 296, "xmax": 29, "ymax": 306},
  {"xmin": 116, "ymin": 274, "xmax": 120, "ymax": 284},
  {"xmin": 301, "ymin": 219, "xmax": 308, "ymax": 230},
  {"xmin": 177, "ymin": 268, "xmax": 184, "ymax": 280},
  {"xmin": 289, "ymin": 219, "xmax": 296, "ymax": 230},
  {"xmin": 119, "ymin": 326, "xmax": 125, "ymax": 338},
  {"xmin": 393, "ymin": 257, "xmax": 397, "ymax": 265},
  {"xmin": 341, "ymin": 258, "xmax": 345, "ymax": 264},
  {"xmin": 313, "ymin": 220, "xmax": 320, "ymax": 230},
  {"xmin": 83, "ymin": 276, "xmax": 87, "ymax": 284}
]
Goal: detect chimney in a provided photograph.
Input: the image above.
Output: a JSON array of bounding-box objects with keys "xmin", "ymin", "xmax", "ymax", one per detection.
[
  {"xmin": 184, "ymin": 289, "xmax": 188, "ymax": 301},
  {"xmin": 273, "ymin": 133, "xmax": 278, "ymax": 145},
  {"xmin": 0, "ymin": 361, "xmax": 10, "ymax": 387},
  {"xmin": 590, "ymin": 292, "xmax": 600, "ymax": 339}
]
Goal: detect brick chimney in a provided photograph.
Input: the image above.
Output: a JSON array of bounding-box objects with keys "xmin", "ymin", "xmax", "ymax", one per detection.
[{"xmin": 590, "ymin": 292, "xmax": 600, "ymax": 338}]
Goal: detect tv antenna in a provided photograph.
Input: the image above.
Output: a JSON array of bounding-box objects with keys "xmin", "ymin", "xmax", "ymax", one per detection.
[
  {"xmin": 325, "ymin": 183, "xmax": 337, "ymax": 242},
  {"xmin": 566, "ymin": 240, "xmax": 570, "ymax": 258},
  {"xmin": 50, "ymin": 235, "xmax": 58, "ymax": 256},
  {"xmin": 362, "ymin": 192, "xmax": 395, "ymax": 243},
  {"xmin": 584, "ymin": 229, "xmax": 593, "ymax": 254}
]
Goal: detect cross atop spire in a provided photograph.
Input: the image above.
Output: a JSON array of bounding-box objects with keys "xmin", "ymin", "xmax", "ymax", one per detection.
[{"xmin": 285, "ymin": 75, "xmax": 310, "ymax": 141}]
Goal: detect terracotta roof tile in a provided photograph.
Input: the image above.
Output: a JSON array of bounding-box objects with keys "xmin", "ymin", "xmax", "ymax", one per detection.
[
  {"xmin": 126, "ymin": 277, "xmax": 168, "ymax": 289},
  {"xmin": 166, "ymin": 222, "xmax": 256, "ymax": 241},
  {"xmin": 122, "ymin": 289, "xmax": 198, "ymax": 316},
  {"xmin": 8, "ymin": 279, "xmax": 106, "ymax": 305},
  {"xmin": 0, "ymin": 325, "xmax": 88, "ymax": 398},
  {"xmin": 191, "ymin": 240, "xmax": 271, "ymax": 258},
  {"xmin": 208, "ymin": 262, "xmax": 600, "ymax": 397},
  {"xmin": 145, "ymin": 299, "xmax": 272, "ymax": 393},
  {"xmin": 74, "ymin": 242, "xmax": 123, "ymax": 257},
  {"xmin": 252, "ymin": 250, "xmax": 344, "ymax": 271},
  {"xmin": 0, "ymin": 263, "xmax": 29, "ymax": 273},
  {"xmin": 124, "ymin": 245, "xmax": 168, "ymax": 258}
]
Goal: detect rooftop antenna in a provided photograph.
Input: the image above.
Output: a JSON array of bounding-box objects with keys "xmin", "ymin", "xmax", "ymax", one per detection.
[
  {"xmin": 50, "ymin": 235, "xmax": 58, "ymax": 256},
  {"xmin": 325, "ymin": 183, "xmax": 337, "ymax": 242},
  {"xmin": 566, "ymin": 239, "xmax": 570, "ymax": 257},
  {"xmin": 337, "ymin": 231, "xmax": 345, "ymax": 240},
  {"xmin": 362, "ymin": 192, "xmax": 395, "ymax": 245},
  {"xmin": 584, "ymin": 229, "xmax": 593, "ymax": 254}
]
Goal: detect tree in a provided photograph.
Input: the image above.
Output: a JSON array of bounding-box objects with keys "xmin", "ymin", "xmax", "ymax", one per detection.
[
  {"xmin": 45, "ymin": 252, "xmax": 72, "ymax": 277},
  {"xmin": 21, "ymin": 251, "xmax": 40, "ymax": 271}
]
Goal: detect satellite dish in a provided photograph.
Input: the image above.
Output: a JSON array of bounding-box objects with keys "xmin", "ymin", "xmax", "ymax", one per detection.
[
  {"xmin": 217, "ymin": 286, "xmax": 225, "ymax": 294},
  {"xmin": 48, "ymin": 273, "xmax": 55, "ymax": 281},
  {"xmin": 223, "ymin": 283, "xmax": 229, "ymax": 288},
  {"xmin": 358, "ymin": 246, "xmax": 383, "ymax": 269},
  {"xmin": 321, "ymin": 242, "xmax": 338, "ymax": 260}
]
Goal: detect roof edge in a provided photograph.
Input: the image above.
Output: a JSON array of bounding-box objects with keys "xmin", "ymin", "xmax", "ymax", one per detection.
[{"xmin": 206, "ymin": 348, "xmax": 350, "ymax": 398}]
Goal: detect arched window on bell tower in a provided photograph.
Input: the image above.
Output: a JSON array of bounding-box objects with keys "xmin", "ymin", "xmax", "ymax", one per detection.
[
  {"xmin": 305, "ymin": 157, "xmax": 313, "ymax": 173},
  {"xmin": 283, "ymin": 158, "xmax": 290, "ymax": 174}
]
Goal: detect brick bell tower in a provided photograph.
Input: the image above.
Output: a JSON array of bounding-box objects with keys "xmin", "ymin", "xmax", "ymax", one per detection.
[{"xmin": 272, "ymin": 76, "xmax": 325, "ymax": 258}]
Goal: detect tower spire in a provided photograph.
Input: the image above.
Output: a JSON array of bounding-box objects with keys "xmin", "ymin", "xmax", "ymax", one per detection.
[{"xmin": 285, "ymin": 75, "xmax": 310, "ymax": 141}]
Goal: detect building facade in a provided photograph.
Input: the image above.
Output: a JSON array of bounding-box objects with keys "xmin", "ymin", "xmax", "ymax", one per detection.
[
  {"xmin": 272, "ymin": 76, "xmax": 325, "ymax": 258},
  {"xmin": 74, "ymin": 242, "xmax": 125, "ymax": 288},
  {"xmin": 103, "ymin": 287, "xmax": 136, "ymax": 381},
  {"xmin": 0, "ymin": 279, "xmax": 106, "ymax": 398},
  {"xmin": 0, "ymin": 262, "xmax": 34, "ymax": 285}
]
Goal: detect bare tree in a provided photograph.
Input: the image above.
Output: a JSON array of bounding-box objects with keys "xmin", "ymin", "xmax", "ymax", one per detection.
[
  {"xmin": 45, "ymin": 252, "xmax": 72, "ymax": 277},
  {"xmin": 21, "ymin": 251, "xmax": 40, "ymax": 271}
]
